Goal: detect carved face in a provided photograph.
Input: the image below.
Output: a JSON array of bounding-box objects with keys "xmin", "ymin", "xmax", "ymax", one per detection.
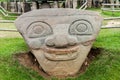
[{"xmin": 15, "ymin": 9, "xmax": 103, "ymax": 77}]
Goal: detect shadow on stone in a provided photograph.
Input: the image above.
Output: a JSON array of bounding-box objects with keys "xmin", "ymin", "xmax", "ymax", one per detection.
[{"xmin": 14, "ymin": 48, "xmax": 103, "ymax": 78}]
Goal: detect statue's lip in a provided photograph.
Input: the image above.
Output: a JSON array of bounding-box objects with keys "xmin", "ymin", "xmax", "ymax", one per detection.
[
  {"xmin": 41, "ymin": 46, "xmax": 79, "ymax": 61},
  {"xmin": 42, "ymin": 45, "xmax": 79, "ymax": 55}
]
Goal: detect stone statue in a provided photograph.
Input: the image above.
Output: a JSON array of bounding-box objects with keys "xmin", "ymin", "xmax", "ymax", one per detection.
[{"xmin": 15, "ymin": 9, "xmax": 103, "ymax": 77}]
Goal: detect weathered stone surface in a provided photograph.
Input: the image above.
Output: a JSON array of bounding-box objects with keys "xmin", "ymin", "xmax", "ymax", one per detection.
[{"xmin": 15, "ymin": 9, "xmax": 103, "ymax": 77}]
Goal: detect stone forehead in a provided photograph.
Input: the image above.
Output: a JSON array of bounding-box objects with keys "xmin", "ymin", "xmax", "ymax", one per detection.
[
  {"xmin": 18, "ymin": 8, "xmax": 100, "ymax": 17},
  {"xmin": 15, "ymin": 9, "xmax": 103, "ymax": 34}
]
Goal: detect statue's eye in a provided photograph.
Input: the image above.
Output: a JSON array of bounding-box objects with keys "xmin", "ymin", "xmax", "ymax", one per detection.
[
  {"xmin": 27, "ymin": 22, "xmax": 53, "ymax": 38},
  {"xmin": 33, "ymin": 25, "xmax": 44, "ymax": 34},
  {"xmin": 69, "ymin": 20, "xmax": 93, "ymax": 35}
]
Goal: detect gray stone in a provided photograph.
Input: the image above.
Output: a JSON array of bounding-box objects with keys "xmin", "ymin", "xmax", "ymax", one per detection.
[
  {"xmin": 10, "ymin": 2, "xmax": 15, "ymax": 12},
  {"xmin": 31, "ymin": 2, "xmax": 37, "ymax": 10},
  {"xmin": 17, "ymin": 2, "xmax": 22, "ymax": 14},
  {"xmin": 15, "ymin": 9, "xmax": 103, "ymax": 77}
]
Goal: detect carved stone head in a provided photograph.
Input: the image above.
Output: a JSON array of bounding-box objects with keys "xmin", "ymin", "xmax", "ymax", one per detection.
[{"xmin": 15, "ymin": 9, "xmax": 103, "ymax": 77}]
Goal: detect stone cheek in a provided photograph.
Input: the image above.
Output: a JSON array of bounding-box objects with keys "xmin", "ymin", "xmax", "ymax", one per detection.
[{"xmin": 15, "ymin": 9, "xmax": 103, "ymax": 77}]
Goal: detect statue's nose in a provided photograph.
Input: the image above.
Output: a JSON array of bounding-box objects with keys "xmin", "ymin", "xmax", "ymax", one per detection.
[{"xmin": 45, "ymin": 35, "xmax": 77, "ymax": 48}]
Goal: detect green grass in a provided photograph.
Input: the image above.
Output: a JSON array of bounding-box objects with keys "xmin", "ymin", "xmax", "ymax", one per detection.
[
  {"xmin": 94, "ymin": 29, "xmax": 120, "ymax": 51},
  {"xmin": 0, "ymin": 29, "xmax": 120, "ymax": 80},
  {"xmin": 0, "ymin": 13, "xmax": 3, "ymax": 19},
  {"xmin": 0, "ymin": 23, "xmax": 15, "ymax": 29},
  {"xmin": 102, "ymin": 11, "xmax": 120, "ymax": 17},
  {"xmin": 0, "ymin": 9, "xmax": 17, "ymax": 20},
  {"xmin": 2, "ymin": 16, "xmax": 17, "ymax": 20},
  {"xmin": 0, "ymin": 38, "xmax": 44, "ymax": 80},
  {"xmin": 87, "ymin": 8, "xmax": 120, "ymax": 25},
  {"xmin": 87, "ymin": 8, "xmax": 120, "ymax": 17}
]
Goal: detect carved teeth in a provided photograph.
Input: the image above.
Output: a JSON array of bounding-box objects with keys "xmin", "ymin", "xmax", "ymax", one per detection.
[
  {"xmin": 44, "ymin": 51, "xmax": 78, "ymax": 61},
  {"xmin": 42, "ymin": 45, "xmax": 79, "ymax": 54}
]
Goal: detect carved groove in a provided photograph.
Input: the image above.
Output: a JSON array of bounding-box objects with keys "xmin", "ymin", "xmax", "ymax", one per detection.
[
  {"xmin": 69, "ymin": 20, "xmax": 93, "ymax": 35},
  {"xmin": 26, "ymin": 21, "xmax": 53, "ymax": 38}
]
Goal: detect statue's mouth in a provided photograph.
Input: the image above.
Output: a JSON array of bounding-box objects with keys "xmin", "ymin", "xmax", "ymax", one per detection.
[{"xmin": 42, "ymin": 46, "xmax": 79, "ymax": 61}]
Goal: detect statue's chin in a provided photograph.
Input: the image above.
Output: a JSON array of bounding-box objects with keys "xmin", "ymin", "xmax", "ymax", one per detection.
[
  {"xmin": 31, "ymin": 45, "xmax": 92, "ymax": 77},
  {"xmin": 43, "ymin": 53, "xmax": 80, "ymax": 76}
]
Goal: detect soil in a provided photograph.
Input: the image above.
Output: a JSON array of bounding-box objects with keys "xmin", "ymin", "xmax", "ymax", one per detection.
[{"xmin": 14, "ymin": 48, "xmax": 102, "ymax": 79}]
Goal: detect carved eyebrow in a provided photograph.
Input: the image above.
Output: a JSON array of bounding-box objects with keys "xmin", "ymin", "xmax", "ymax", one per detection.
[{"xmin": 26, "ymin": 21, "xmax": 52, "ymax": 31}]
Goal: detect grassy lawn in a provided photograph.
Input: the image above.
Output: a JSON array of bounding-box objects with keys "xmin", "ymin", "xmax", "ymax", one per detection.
[
  {"xmin": 0, "ymin": 23, "xmax": 15, "ymax": 29},
  {"xmin": 0, "ymin": 9, "xmax": 17, "ymax": 20},
  {"xmin": 0, "ymin": 14, "xmax": 3, "ymax": 19},
  {"xmin": 0, "ymin": 28, "xmax": 120, "ymax": 80},
  {"xmin": 87, "ymin": 8, "xmax": 120, "ymax": 18},
  {"xmin": 0, "ymin": 31, "xmax": 21, "ymax": 38},
  {"xmin": 0, "ymin": 38, "xmax": 44, "ymax": 80},
  {"xmin": 0, "ymin": 23, "xmax": 20, "ymax": 38}
]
